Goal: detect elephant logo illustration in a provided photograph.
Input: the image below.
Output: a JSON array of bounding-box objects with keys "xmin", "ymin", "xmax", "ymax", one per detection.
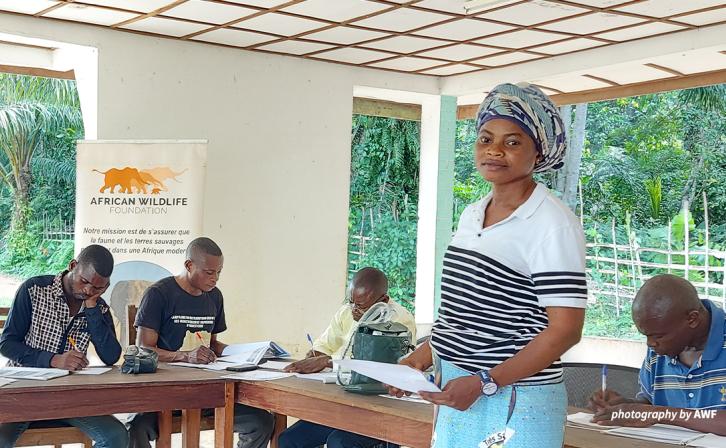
[{"xmin": 93, "ymin": 166, "xmax": 187, "ymax": 194}]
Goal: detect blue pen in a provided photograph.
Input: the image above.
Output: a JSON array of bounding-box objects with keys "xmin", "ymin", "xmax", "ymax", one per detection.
[
  {"xmin": 306, "ymin": 333, "xmax": 315, "ymax": 354},
  {"xmin": 601, "ymin": 365, "xmax": 608, "ymax": 394}
]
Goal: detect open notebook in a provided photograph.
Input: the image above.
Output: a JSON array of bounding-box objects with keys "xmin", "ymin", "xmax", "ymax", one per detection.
[
  {"xmin": 567, "ymin": 412, "xmax": 726, "ymax": 447},
  {"xmin": 220, "ymin": 341, "xmax": 290, "ymax": 365},
  {"xmin": 171, "ymin": 341, "xmax": 290, "ymax": 370}
]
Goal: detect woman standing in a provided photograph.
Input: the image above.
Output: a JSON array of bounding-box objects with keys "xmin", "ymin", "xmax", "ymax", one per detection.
[{"xmin": 391, "ymin": 83, "xmax": 587, "ymax": 447}]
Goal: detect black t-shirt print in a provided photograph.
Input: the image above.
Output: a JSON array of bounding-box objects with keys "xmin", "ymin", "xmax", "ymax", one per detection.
[{"xmin": 134, "ymin": 276, "xmax": 227, "ymax": 352}]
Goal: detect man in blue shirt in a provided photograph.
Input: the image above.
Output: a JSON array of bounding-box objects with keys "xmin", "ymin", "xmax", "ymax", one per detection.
[
  {"xmin": 0, "ymin": 244, "xmax": 128, "ymax": 447},
  {"xmin": 590, "ymin": 274, "xmax": 726, "ymax": 435}
]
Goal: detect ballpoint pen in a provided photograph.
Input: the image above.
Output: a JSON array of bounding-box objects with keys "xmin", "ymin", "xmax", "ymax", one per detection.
[{"xmin": 306, "ymin": 333, "xmax": 315, "ymax": 354}]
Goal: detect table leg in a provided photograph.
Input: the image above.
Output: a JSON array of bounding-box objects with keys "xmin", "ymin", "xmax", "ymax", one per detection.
[
  {"xmin": 157, "ymin": 410, "xmax": 173, "ymax": 448},
  {"xmin": 215, "ymin": 382, "xmax": 235, "ymax": 448},
  {"xmin": 182, "ymin": 408, "xmax": 202, "ymax": 448},
  {"xmin": 270, "ymin": 412, "xmax": 287, "ymax": 448}
]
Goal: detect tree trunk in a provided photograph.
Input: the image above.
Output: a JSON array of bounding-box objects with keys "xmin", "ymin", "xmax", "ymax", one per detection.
[
  {"xmin": 681, "ymin": 127, "xmax": 706, "ymax": 205},
  {"xmin": 10, "ymin": 165, "xmax": 31, "ymax": 234},
  {"xmin": 563, "ymin": 103, "xmax": 588, "ymax": 211},
  {"xmin": 555, "ymin": 105, "xmax": 572, "ymax": 194}
]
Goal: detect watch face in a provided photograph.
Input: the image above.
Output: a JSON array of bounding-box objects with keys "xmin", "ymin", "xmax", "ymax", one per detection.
[{"xmin": 482, "ymin": 381, "xmax": 498, "ymax": 396}]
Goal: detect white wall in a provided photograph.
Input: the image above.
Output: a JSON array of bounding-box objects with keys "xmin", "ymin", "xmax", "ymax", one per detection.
[
  {"xmin": 0, "ymin": 13, "xmax": 440, "ymax": 356},
  {"xmin": 563, "ymin": 337, "xmax": 647, "ymax": 369}
]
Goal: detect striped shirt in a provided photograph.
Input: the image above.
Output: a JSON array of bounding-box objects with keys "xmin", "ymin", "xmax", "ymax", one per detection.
[
  {"xmin": 431, "ymin": 183, "xmax": 587, "ymax": 385},
  {"xmin": 637, "ymin": 300, "xmax": 726, "ymax": 409}
]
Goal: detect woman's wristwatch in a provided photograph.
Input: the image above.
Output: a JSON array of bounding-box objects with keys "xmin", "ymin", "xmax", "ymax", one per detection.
[{"xmin": 476, "ymin": 369, "xmax": 499, "ymax": 396}]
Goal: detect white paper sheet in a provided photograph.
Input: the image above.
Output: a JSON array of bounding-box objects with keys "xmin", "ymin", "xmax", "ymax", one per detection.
[
  {"xmin": 74, "ymin": 367, "xmax": 112, "ymax": 375},
  {"xmin": 260, "ymin": 360, "xmax": 292, "ymax": 371},
  {"xmin": 0, "ymin": 378, "xmax": 17, "ymax": 387},
  {"xmin": 0, "ymin": 367, "xmax": 69, "ymax": 381},
  {"xmin": 336, "ymin": 360, "xmax": 440, "ymax": 393},
  {"xmin": 379, "ymin": 393, "xmax": 430, "ymax": 404},
  {"xmin": 689, "ymin": 434, "xmax": 726, "ymax": 448},
  {"xmin": 222, "ymin": 371, "xmax": 294, "ymax": 381},
  {"xmin": 566, "ymin": 412, "xmax": 604, "ymax": 430},
  {"xmin": 606, "ymin": 425, "xmax": 703, "ymax": 444}
]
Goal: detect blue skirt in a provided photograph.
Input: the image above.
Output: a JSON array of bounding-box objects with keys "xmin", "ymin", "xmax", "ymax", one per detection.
[{"xmin": 431, "ymin": 358, "xmax": 567, "ymax": 448}]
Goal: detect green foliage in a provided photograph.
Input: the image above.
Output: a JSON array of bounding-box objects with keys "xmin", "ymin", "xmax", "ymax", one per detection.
[
  {"xmin": 584, "ymin": 295, "xmax": 642, "ymax": 340},
  {"xmin": 0, "ymin": 237, "xmax": 74, "ymax": 278},
  {"xmin": 348, "ymin": 115, "xmax": 421, "ymax": 311},
  {"xmin": 352, "ymin": 214, "xmax": 417, "ymax": 312},
  {"xmin": 643, "ymin": 176, "xmax": 661, "ymax": 219},
  {"xmin": 453, "ymin": 119, "xmax": 492, "ymax": 225},
  {"xmin": 671, "ymin": 207, "xmax": 695, "ymax": 246},
  {"xmin": 581, "ymin": 87, "xmax": 725, "ymax": 228},
  {"xmin": 350, "ymin": 115, "xmax": 420, "ymax": 221},
  {"xmin": 0, "ymin": 74, "xmax": 81, "ymax": 277}
]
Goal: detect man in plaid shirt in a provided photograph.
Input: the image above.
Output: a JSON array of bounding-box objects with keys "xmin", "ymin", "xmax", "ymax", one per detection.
[{"xmin": 0, "ymin": 244, "xmax": 127, "ymax": 447}]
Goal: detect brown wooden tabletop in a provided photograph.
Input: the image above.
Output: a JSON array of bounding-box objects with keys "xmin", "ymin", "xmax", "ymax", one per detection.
[
  {"xmin": 236, "ymin": 376, "xmax": 433, "ymax": 448},
  {"xmin": 233, "ymin": 376, "xmax": 681, "ymax": 448},
  {"xmin": 0, "ymin": 364, "xmax": 235, "ymax": 448}
]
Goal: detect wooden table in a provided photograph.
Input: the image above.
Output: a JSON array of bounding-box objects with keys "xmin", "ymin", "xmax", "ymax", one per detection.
[
  {"xmin": 0, "ymin": 364, "xmax": 235, "ymax": 448},
  {"xmin": 236, "ymin": 377, "xmax": 432, "ymax": 447},
  {"xmin": 234, "ymin": 376, "xmax": 680, "ymax": 448}
]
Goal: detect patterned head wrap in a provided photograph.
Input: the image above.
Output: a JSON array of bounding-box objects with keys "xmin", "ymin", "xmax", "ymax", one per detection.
[{"xmin": 476, "ymin": 82, "xmax": 567, "ymax": 172}]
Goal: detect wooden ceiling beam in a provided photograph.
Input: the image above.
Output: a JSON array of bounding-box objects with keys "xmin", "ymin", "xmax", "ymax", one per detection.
[{"xmin": 456, "ymin": 69, "xmax": 726, "ymax": 119}]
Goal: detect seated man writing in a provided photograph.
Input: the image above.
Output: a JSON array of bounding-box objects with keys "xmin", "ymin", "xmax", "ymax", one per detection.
[
  {"xmin": 590, "ymin": 274, "xmax": 726, "ymax": 435},
  {"xmin": 0, "ymin": 245, "xmax": 128, "ymax": 447},
  {"xmin": 127, "ymin": 237, "xmax": 274, "ymax": 448},
  {"xmin": 279, "ymin": 267, "xmax": 416, "ymax": 448}
]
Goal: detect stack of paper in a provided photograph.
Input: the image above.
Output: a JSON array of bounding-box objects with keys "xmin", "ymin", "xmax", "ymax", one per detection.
[
  {"xmin": 0, "ymin": 367, "xmax": 69, "ymax": 381},
  {"xmin": 0, "ymin": 378, "xmax": 17, "ymax": 387}
]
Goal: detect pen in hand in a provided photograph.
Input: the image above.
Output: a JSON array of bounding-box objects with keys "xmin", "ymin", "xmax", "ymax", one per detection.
[
  {"xmin": 306, "ymin": 333, "xmax": 315, "ymax": 355},
  {"xmin": 68, "ymin": 335, "xmax": 80, "ymax": 352},
  {"xmin": 195, "ymin": 331, "xmax": 206, "ymax": 347}
]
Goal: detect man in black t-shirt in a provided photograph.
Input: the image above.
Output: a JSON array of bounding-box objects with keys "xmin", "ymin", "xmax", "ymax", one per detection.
[{"xmin": 127, "ymin": 237, "xmax": 274, "ymax": 448}]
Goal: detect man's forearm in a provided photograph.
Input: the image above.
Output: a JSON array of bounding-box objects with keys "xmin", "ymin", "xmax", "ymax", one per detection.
[
  {"xmin": 0, "ymin": 338, "xmax": 54, "ymax": 367},
  {"xmin": 659, "ymin": 408, "xmax": 726, "ymax": 436},
  {"xmin": 140, "ymin": 344, "xmax": 189, "ymax": 362},
  {"xmin": 86, "ymin": 307, "xmax": 122, "ymax": 365},
  {"xmin": 211, "ymin": 339, "xmax": 227, "ymax": 357}
]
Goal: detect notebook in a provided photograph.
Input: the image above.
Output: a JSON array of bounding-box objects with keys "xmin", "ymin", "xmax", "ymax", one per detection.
[
  {"xmin": 567, "ymin": 412, "xmax": 726, "ymax": 446},
  {"xmin": 0, "ymin": 367, "xmax": 69, "ymax": 381}
]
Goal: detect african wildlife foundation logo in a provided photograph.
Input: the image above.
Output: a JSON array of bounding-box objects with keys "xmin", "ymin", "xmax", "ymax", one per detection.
[{"xmin": 92, "ymin": 166, "xmax": 187, "ymax": 194}]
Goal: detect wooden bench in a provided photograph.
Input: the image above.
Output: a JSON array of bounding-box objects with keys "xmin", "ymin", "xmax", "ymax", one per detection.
[{"xmin": 1, "ymin": 306, "xmax": 93, "ymax": 448}]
